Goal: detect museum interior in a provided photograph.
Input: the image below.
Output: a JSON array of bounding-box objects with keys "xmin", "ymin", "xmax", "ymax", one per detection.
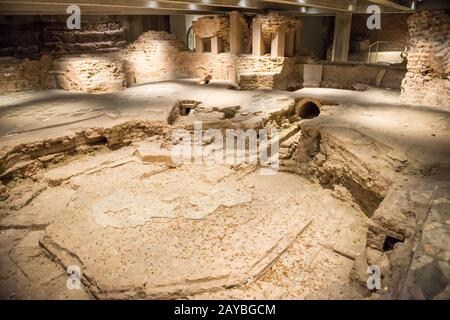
[{"xmin": 0, "ymin": 0, "xmax": 449, "ymax": 300}]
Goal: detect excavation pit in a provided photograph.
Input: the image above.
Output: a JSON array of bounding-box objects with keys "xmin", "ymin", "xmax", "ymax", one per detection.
[
  {"xmin": 1, "ymin": 77, "xmax": 449, "ymax": 300},
  {"xmin": 0, "ymin": 135, "xmax": 368, "ymax": 299}
]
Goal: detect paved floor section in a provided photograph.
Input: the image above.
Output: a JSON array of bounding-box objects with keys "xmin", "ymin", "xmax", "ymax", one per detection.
[{"xmin": 0, "ymin": 80, "xmax": 412, "ymax": 143}]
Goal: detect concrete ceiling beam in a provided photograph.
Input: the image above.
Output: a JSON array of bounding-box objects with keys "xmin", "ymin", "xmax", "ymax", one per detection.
[
  {"xmin": 0, "ymin": 0, "xmax": 261, "ymax": 15},
  {"xmin": 159, "ymin": 0, "xmax": 263, "ymax": 10},
  {"xmin": 368, "ymin": 0, "xmax": 415, "ymax": 11},
  {"xmin": 0, "ymin": 2, "xmax": 222, "ymax": 15},
  {"xmin": 262, "ymin": 0, "xmax": 353, "ymax": 12}
]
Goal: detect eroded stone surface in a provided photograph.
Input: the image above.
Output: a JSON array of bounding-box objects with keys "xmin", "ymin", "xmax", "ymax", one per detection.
[
  {"xmin": 39, "ymin": 163, "xmax": 316, "ymax": 298},
  {"xmin": 0, "ymin": 81, "xmax": 449, "ymax": 300},
  {"xmin": 0, "ymin": 143, "xmax": 370, "ymax": 299}
]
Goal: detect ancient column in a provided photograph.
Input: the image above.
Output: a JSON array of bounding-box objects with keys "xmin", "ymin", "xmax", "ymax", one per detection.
[
  {"xmin": 294, "ymin": 27, "xmax": 302, "ymax": 55},
  {"xmin": 271, "ymin": 24, "xmax": 286, "ymax": 58},
  {"xmin": 195, "ymin": 36, "xmax": 204, "ymax": 53},
  {"xmin": 125, "ymin": 15, "xmax": 143, "ymax": 43},
  {"xmin": 252, "ymin": 18, "xmax": 265, "ymax": 56},
  {"xmin": 285, "ymin": 29, "xmax": 295, "ymax": 57},
  {"xmin": 331, "ymin": 13, "xmax": 352, "ymax": 62},
  {"xmin": 229, "ymin": 11, "xmax": 243, "ymax": 55},
  {"xmin": 211, "ymin": 35, "xmax": 223, "ymax": 54}
]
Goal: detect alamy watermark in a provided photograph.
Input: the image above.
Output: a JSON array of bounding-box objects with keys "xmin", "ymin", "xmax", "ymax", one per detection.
[
  {"xmin": 367, "ymin": 265, "xmax": 381, "ymax": 290},
  {"xmin": 171, "ymin": 121, "xmax": 279, "ymax": 175},
  {"xmin": 366, "ymin": 5, "xmax": 381, "ymax": 30},
  {"xmin": 66, "ymin": 5, "xmax": 81, "ymax": 30},
  {"xmin": 66, "ymin": 265, "xmax": 81, "ymax": 289}
]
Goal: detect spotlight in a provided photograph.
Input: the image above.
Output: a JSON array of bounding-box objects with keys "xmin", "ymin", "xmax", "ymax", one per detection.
[{"xmin": 147, "ymin": 1, "xmax": 158, "ymax": 9}]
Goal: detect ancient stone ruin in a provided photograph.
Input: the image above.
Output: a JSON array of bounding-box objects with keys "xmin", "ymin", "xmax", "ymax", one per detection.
[{"xmin": 0, "ymin": 1, "xmax": 449, "ymax": 303}]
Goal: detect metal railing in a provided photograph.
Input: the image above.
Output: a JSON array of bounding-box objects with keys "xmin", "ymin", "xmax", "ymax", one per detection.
[
  {"xmin": 367, "ymin": 41, "xmax": 393, "ymax": 63},
  {"xmin": 367, "ymin": 41, "xmax": 404, "ymax": 63}
]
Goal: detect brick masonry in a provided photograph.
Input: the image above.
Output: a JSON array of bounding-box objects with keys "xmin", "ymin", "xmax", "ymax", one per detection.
[
  {"xmin": 255, "ymin": 14, "xmax": 301, "ymax": 46},
  {"xmin": 401, "ymin": 10, "xmax": 450, "ymax": 108},
  {"xmin": 0, "ymin": 15, "xmax": 126, "ymax": 57},
  {"xmin": 2, "ymin": 13, "xmax": 438, "ymax": 96},
  {"xmin": 0, "ymin": 55, "xmax": 54, "ymax": 94},
  {"xmin": 350, "ymin": 13, "xmax": 411, "ymax": 52}
]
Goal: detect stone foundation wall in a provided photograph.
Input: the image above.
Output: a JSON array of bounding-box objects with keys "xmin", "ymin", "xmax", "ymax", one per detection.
[
  {"xmin": 177, "ymin": 52, "xmax": 236, "ymax": 80},
  {"xmin": 0, "ymin": 15, "xmax": 126, "ymax": 58},
  {"xmin": 237, "ymin": 55, "xmax": 293, "ymax": 90},
  {"xmin": 192, "ymin": 15, "xmax": 231, "ymax": 52},
  {"xmin": 0, "ymin": 13, "xmax": 300, "ymax": 94},
  {"xmin": 53, "ymin": 55, "xmax": 124, "ymax": 93},
  {"xmin": 0, "ymin": 30, "xmax": 291, "ymax": 94},
  {"xmin": 401, "ymin": 10, "xmax": 450, "ymax": 108},
  {"xmin": 192, "ymin": 14, "xmax": 251, "ymax": 54},
  {"xmin": 321, "ymin": 63, "xmax": 405, "ymax": 90},
  {"xmin": 255, "ymin": 13, "xmax": 301, "ymax": 47},
  {"xmin": 237, "ymin": 55, "xmax": 285, "ymax": 74},
  {"xmin": 296, "ymin": 61, "xmax": 406, "ymax": 90},
  {"xmin": 120, "ymin": 31, "xmax": 187, "ymax": 83},
  {"xmin": 41, "ymin": 16, "xmax": 126, "ymax": 54},
  {"xmin": 1, "ymin": 28, "xmax": 403, "ymax": 95},
  {"xmin": 0, "ymin": 56, "xmax": 54, "ymax": 94}
]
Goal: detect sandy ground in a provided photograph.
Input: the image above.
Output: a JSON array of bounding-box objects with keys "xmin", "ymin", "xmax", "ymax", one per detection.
[
  {"xmin": 1, "ymin": 81, "xmax": 449, "ymax": 299},
  {"xmin": 0, "ymin": 143, "xmax": 367, "ymax": 299}
]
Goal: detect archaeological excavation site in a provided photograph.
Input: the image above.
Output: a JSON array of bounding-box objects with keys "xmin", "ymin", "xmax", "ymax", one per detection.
[{"xmin": 0, "ymin": 0, "xmax": 449, "ymax": 302}]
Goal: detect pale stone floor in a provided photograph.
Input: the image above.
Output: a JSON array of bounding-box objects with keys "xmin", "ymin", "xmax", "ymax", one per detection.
[
  {"xmin": 0, "ymin": 79, "xmax": 411, "ymax": 142},
  {"xmin": 0, "ymin": 81, "xmax": 449, "ymax": 299},
  {"xmin": 2, "ymin": 80, "xmax": 448, "ymax": 174},
  {"xmin": 0, "ymin": 145, "xmax": 367, "ymax": 299}
]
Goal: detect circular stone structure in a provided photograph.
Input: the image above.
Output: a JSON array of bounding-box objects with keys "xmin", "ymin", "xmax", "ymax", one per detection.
[{"xmin": 295, "ymin": 98, "xmax": 321, "ymax": 119}]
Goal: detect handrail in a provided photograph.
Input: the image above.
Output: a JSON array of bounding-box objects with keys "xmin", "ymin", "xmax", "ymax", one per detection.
[{"xmin": 367, "ymin": 41, "xmax": 405, "ymax": 63}]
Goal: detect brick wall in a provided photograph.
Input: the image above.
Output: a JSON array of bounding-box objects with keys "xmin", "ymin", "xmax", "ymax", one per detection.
[
  {"xmin": 401, "ymin": 10, "xmax": 450, "ymax": 108},
  {"xmin": 0, "ymin": 15, "xmax": 126, "ymax": 58},
  {"xmin": 321, "ymin": 62, "xmax": 405, "ymax": 89},
  {"xmin": 0, "ymin": 16, "xmax": 42, "ymax": 58},
  {"xmin": 192, "ymin": 14, "xmax": 251, "ymax": 54},
  {"xmin": 192, "ymin": 15, "xmax": 231, "ymax": 51},
  {"xmin": 5, "ymin": 12, "xmax": 438, "ymax": 95},
  {"xmin": 350, "ymin": 13, "xmax": 410, "ymax": 52},
  {"xmin": 53, "ymin": 55, "xmax": 124, "ymax": 93},
  {"xmin": 41, "ymin": 16, "xmax": 126, "ymax": 54},
  {"xmin": 0, "ymin": 56, "xmax": 53, "ymax": 94},
  {"xmin": 0, "ymin": 27, "xmax": 405, "ymax": 95},
  {"xmin": 255, "ymin": 13, "xmax": 301, "ymax": 47},
  {"xmin": 120, "ymin": 31, "xmax": 188, "ymax": 83}
]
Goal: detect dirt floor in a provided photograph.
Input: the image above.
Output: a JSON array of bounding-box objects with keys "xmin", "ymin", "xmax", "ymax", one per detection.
[{"xmin": 1, "ymin": 81, "xmax": 449, "ymax": 299}]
